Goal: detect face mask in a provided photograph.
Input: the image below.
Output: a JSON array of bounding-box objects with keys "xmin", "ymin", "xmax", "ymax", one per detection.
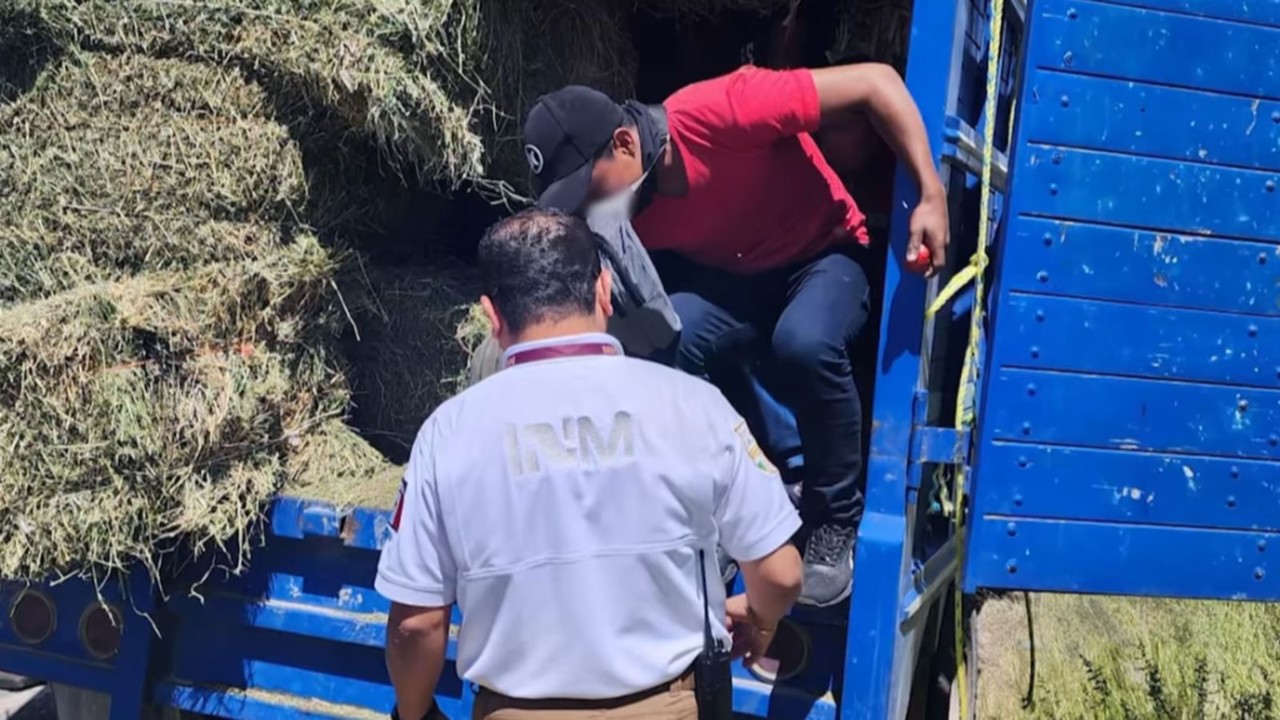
[{"xmin": 586, "ymin": 140, "xmax": 665, "ymax": 221}]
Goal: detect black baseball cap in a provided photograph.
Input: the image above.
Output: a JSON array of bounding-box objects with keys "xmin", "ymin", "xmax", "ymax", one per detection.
[{"xmin": 522, "ymin": 86, "xmax": 625, "ymax": 212}]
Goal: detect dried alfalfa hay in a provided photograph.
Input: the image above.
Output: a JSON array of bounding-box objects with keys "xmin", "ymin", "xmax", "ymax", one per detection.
[
  {"xmin": 11, "ymin": 0, "xmax": 486, "ymax": 183},
  {"xmin": 826, "ymin": 0, "xmax": 913, "ymax": 70},
  {"xmin": 0, "ymin": 237, "xmax": 348, "ymax": 582},
  {"xmin": 0, "ymin": 51, "xmax": 306, "ymax": 303},
  {"xmin": 286, "ymin": 420, "xmax": 404, "ymax": 510},
  {"xmin": 342, "ymin": 263, "xmax": 479, "ymax": 462}
]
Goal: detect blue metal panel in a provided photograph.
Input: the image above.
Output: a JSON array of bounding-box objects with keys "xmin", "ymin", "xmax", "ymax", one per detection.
[
  {"xmin": 1023, "ymin": 71, "xmax": 1280, "ymax": 171},
  {"xmin": 1000, "ymin": 294, "xmax": 1279, "ymax": 385},
  {"xmin": 966, "ymin": 0, "xmax": 1280, "ymax": 599},
  {"xmin": 1031, "ymin": 0, "xmax": 1280, "ymax": 97},
  {"xmin": 987, "ymin": 368, "xmax": 1280, "ymax": 458},
  {"xmin": 969, "ymin": 518, "xmax": 1279, "ymax": 599},
  {"xmin": 977, "ymin": 443, "xmax": 1280, "ymax": 530},
  {"xmin": 1017, "ymin": 146, "xmax": 1279, "ymax": 242},
  {"xmin": 1002, "ymin": 219, "xmax": 1280, "ymax": 315}
]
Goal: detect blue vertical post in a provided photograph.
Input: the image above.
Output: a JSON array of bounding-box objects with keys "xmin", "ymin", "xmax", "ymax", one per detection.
[
  {"xmin": 108, "ymin": 573, "xmax": 158, "ymax": 720},
  {"xmin": 839, "ymin": 3, "xmax": 968, "ymax": 718}
]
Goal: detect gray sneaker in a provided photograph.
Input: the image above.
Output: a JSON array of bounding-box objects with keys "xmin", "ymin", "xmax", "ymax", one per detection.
[{"xmin": 799, "ymin": 523, "xmax": 855, "ymax": 607}]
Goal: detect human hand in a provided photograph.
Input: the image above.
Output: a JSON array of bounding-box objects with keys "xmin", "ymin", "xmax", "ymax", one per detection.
[
  {"xmin": 907, "ymin": 190, "xmax": 949, "ymax": 277},
  {"xmin": 725, "ymin": 594, "xmax": 776, "ymax": 668}
]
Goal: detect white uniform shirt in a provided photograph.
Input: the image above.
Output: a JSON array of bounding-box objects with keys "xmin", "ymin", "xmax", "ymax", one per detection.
[{"xmin": 375, "ymin": 333, "xmax": 801, "ymax": 700}]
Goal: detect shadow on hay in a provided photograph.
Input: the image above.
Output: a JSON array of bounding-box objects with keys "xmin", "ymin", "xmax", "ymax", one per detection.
[{"xmin": 0, "ymin": 9, "xmax": 59, "ymax": 102}]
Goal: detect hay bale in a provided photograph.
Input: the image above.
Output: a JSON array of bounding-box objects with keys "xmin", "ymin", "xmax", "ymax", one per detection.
[
  {"xmin": 343, "ymin": 264, "xmax": 478, "ymax": 462},
  {"xmin": 286, "ymin": 420, "xmax": 403, "ymax": 510},
  {"xmin": 0, "ymin": 52, "xmax": 306, "ymax": 303},
  {"xmin": 0, "ymin": 237, "xmax": 347, "ymax": 581},
  {"xmin": 475, "ymin": 0, "xmax": 635, "ymax": 192},
  {"xmin": 826, "ymin": 0, "xmax": 913, "ymax": 70},
  {"xmin": 15, "ymin": 0, "xmax": 485, "ymax": 183}
]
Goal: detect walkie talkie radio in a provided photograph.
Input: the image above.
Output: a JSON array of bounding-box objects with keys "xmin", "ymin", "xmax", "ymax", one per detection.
[{"xmin": 694, "ymin": 549, "xmax": 734, "ymax": 719}]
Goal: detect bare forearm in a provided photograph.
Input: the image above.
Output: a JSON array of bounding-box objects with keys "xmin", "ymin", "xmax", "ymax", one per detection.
[
  {"xmin": 741, "ymin": 545, "xmax": 803, "ymax": 627},
  {"xmin": 812, "ymin": 64, "xmax": 943, "ymax": 199},
  {"xmin": 386, "ymin": 608, "xmax": 449, "ymax": 719},
  {"xmin": 864, "ymin": 74, "xmax": 943, "ymax": 199}
]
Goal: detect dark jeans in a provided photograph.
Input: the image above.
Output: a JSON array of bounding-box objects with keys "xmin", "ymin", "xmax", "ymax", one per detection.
[{"xmin": 654, "ymin": 248, "xmax": 871, "ymax": 529}]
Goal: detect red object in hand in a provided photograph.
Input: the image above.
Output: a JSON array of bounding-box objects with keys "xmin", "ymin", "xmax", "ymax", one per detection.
[{"xmin": 907, "ymin": 245, "xmax": 933, "ymax": 274}]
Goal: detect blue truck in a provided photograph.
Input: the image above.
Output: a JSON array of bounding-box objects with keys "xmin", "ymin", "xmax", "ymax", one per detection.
[{"xmin": 4, "ymin": 0, "xmax": 1280, "ymax": 717}]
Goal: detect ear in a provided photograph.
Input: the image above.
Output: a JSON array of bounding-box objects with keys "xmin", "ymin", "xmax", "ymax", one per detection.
[
  {"xmin": 612, "ymin": 126, "xmax": 640, "ymax": 159},
  {"xmin": 597, "ymin": 270, "xmax": 615, "ymax": 319},
  {"xmin": 480, "ymin": 295, "xmax": 503, "ymax": 339}
]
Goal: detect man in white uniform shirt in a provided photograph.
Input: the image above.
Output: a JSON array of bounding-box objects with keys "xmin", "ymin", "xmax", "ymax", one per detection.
[{"xmin": 376, "ymin": 209, "xmax": 803, "ymax": 719}]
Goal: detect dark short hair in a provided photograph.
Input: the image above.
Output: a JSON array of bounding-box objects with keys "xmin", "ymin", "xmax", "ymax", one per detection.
[{"xmin": 478, "ymin": 208, "xmax": 602, "ymax": 334}]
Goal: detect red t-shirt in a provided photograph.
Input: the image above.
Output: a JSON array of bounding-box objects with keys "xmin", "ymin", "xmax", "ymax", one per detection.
[{"xmin": 633, "ymin": 66, "xmax": 869, "ymax": 275}]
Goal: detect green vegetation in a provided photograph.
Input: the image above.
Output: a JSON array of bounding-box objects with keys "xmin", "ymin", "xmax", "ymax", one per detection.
[{"xmin": 979, "ymin": 594, "xmax": 1280, "ymax": 720}]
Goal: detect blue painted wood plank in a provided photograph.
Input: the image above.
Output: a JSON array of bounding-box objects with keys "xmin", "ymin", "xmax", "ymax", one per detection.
[
  {"xmin": 1023, "ymin": 69, "xmax": 1280, "ymax": 171},
  {"xmin": 1015, "ymin": 146, "xmax": 1280, "ymax": 241},
  {"xmin": 1001, "ymin": 218, "xmax": 1280, "ymax": 313},
  {"xmin": 0, "ymin": 644, "xmax": 115, "ymax": 693},
  {"xmin": 997, "ymin": 294, "xmax": 1280, "ymax": 386},
  {"xmin": 1051, "ymin": 0, "xmax": 1280, "ymax": 32},
  {"xmin": 1034, "ymin": 0, "xmax": 1280, "ymax": 98},
  {"xmin": 986, "ymin": 368, "xmax": 1280, "ymax": 458},
  {"xmin": 167, "ymin": 595, "xmax": 389, "ymax": 649},
  {"xmin": 973, "ymin": 442, "xmax": 1280, "ymax": 531},
  {"xmin": 966, "ymin": 517, "xmax": 1280, "ymax": 600},
  {"xmin": 161, "ymin": 683, "xmax": 375, "ymax": 720},
  {"xmin": 168, "ymin": 618, "xmax": 466, "ymax": 714}
]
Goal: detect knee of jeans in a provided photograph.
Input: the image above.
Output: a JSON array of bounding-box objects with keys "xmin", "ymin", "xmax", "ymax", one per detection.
[{"xmin": 772, "ymin": 325, "xmax": 847, "ymax": 379}]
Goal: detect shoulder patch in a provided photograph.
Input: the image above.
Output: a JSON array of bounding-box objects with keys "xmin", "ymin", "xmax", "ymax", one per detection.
[
  {"xmin": 390, "ymin": 478, "xmax": 407, "ymax": 531},
  {"xmin": 733, "ymin": 419, "xmax": 779, "ymax": 476}
]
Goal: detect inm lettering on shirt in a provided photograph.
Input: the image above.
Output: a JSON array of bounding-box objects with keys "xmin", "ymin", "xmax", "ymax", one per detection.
[{"xmin": 504, "ymin": 412, "xmax": 636, "ymax": 476}]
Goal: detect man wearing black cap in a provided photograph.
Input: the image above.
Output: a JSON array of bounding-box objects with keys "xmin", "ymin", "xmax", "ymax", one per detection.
[{"xmin": 522, "ymin": 63, "xmax": 948, "ymax": 607}]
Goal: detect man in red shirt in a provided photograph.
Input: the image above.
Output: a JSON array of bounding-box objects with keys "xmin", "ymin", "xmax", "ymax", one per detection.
[{"xmin": 522, "ymin": 63, "xmax": 948, "ymax": 607}]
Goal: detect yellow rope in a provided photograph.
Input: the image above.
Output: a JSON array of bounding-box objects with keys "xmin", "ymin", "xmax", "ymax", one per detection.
[{"xmin": 942, "ymin": 1, "xmax": 1006, "ymax": 717}]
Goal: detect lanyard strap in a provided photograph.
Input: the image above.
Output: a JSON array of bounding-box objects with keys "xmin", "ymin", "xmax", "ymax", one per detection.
[{"xmin": 504, "ymin": 341, "xmax": 619, "ymax": 368}]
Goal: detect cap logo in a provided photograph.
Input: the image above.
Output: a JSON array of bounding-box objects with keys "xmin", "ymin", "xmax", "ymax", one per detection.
[{"xmin": 524, "ymin": 144, "xmax": 544, "ymax": 174}]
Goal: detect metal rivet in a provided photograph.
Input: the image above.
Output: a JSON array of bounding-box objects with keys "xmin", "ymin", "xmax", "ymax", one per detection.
[
  {"xmin": 1035, "ymin": 310, "xmax": 1046, "ymax": 322},
  {"xmin": 1249, "ymin": 325, "xmax": 1259, "ymax": 338},
  {"xmin": 1043, "ymin": 233, "xmax": 1053, "ymax": 246},
  {"xmin": 1239, "ymin": 399, "xmax": 1250, "ymax": 411},
  {"xmin": 1013, "ymin": 494, "xmax": 1024, "ymax": 507},
  {"xmin": 1260, "ymin": 539, "xmax": 1268, "ymax": 553},
  {"xmin": 1007, "ymin": 560, "xmax": 1019, "ymax": 574},
  {"xmin": 1228, "ymin": 496, "xmax": 1238, "ymax": 508},
  {"xmin": 1259, "ymin": 253, "xmax": 1269, "ymax": 265},
  {"xmin": 1037, "ymin": 271, "xmax": 1050, "ymax": 283},
  {"xmin": 1271, "ymin": 435, "xmax": 1279, "ymax": 447},
  {"xmin": 1006, "ymin": 522, "xmax": 1018, "ymax": 537},
  {"xmin": 1022, "ymin": 422, "xmax": 1033, "ymax": 436},
  {"xmin": 1027, "ymin": 383, "xmax": 1038, "ymax": 396},
  {"xmin": 1063, "ymin": 51, "xmax": 1074, "ymax": 66},
  {"xmin": 1030, "ymin": 346, "xmax": 1041, "ymax": 359},
  {"xmin": 1052, "ymin": 152, "xmax": 1063, "ymax": 165},
  {"xmin": 1273, "ymin": 111, "xmax": 1280, "ymax": 124},
  {"xmin": 1268, "ymin": 180, "xmax": 1276, "ymax": 193},
  {"xmin": 1067, "ymin": 7, "xmax": 1079, "ymax": 18},
  {"xmin": 1018, "ymin": 456, "xmax": 1030, "ymax": 468},
  {"xmin": 1256, "ymin": 568, "xmax": 1266, "ymax": 580},
  {"xmin": 1232, "ymin": 466, "xmax": 1241, "ymax": 479},
  {"xmin": 1060, "ymin": 95, "xmax": 1070, "ymax": 108},
  {"xmin": 1049, "ymin": 184, "xmax": 1059, "ymax": 196}
]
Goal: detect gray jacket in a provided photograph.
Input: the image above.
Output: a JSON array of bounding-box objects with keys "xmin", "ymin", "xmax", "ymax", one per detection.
[{"xmin": 585, "ymin": 191, "xmax": 681, "ymax": 359}]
